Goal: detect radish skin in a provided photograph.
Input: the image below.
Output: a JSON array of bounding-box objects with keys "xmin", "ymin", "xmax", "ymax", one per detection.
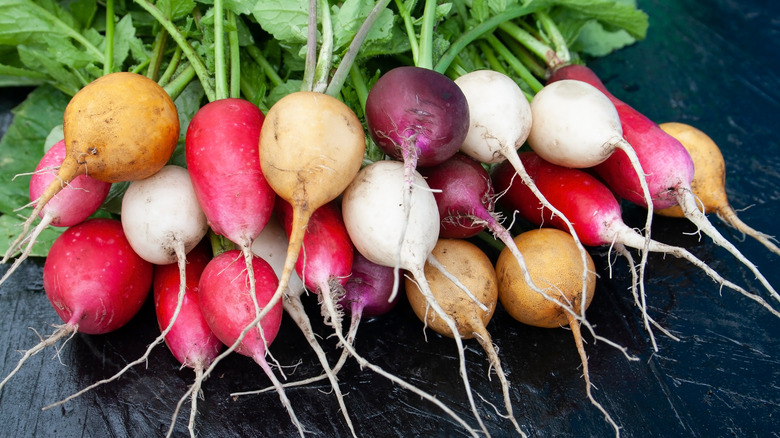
[
  {"xmin": 45, "ymin": 165, "xmax": 210, "ymax": 410},
  {"xmin": 249, "ymin": 202, "xmax": 358, "ymax": 437},
  {"xmin": 197, "ymin": 250, "xmax": 304, "ymax": 436},
  {"xmin": 453, "ymin": 70, "xmax": 598, "ymax": 331},
  {"xmin": 549, "ymin": 64, "xmax": 779, "ymax": 304},
  {"xmin": 186, "ymin": 98, "xmax": 276, "ymax": 322},
  {"xmin": 18, "ymin": 73, "xmax": 179, "ymax": 259},
  {"xmin": 655, "ymin": 122, "xmax": 780, "ymax": 256},
  {"xmin": 342, "ymin": 159, "xmax": 488, "ymax": 437},
  {"xmin": 0, "ymin": 218, "xmax": 152, "ymax": 393},
  {"xmin": 405, "ymin": 238, "xmax": 526, "ymax": 437},
  {"xmin": 0, "ymin": 139, "xmax": 111, "ymax": 286},
  {"xmin": 153, "ymin": 240, "xmax": 223, "ymax": 438},
  {"xmin": 492, "ymin": 153, "xmax": 780, "ymax": 345}
]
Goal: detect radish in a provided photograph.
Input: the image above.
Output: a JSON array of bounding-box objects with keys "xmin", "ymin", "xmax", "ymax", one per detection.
[
  {"xmin": 44, "ymin": 164, "xmax": 210, "ymax": 410},
  {"xmin": 197, "ymin": 249, "xmax": 304, "ymax": 436},
  {"xmin": 13, "ymin": 72, "xmax": 179, "ymax": 264},
  {"xmin": 405, "ymin": 238, "xmax": 526, "ymax": 436},
  {"xmin": 256, "ymin": 90, "xmax": 365, "ymax": 335},
  {"xmin": 251, "ymin": 200, "xmax": 358, "ymax": 437},
  {"xmin": 0, "ymin": 139, "xmax": 111, "ymax": 287},
  {"xmin": 452, "ymin": 69, "xmax": 612, "ymax": 333},
  {"xmin": 496, "ymin": 228, "xmax": 619, "ymax": 436},
  {"xmin": 0, "ymin": 218, "xmax": 152, "ymax": 392},
  {"xmin": 185, "ymin": 98, "xmax": 276, "ymax": 322},
  {"xmin": 153, "ymin": 240, "xmax": 223, "ymax": 438},
  {"xmin": 341, "ymin": 159, "xmax": 486, "ymax": 437},
  {"xmin": 655, "ymin": 122, "xmax": 780, "ymax": 256},
  {"xmin": 548, "ymin": 64, "xmax": 779, "ymax": 304},
  {"xmin": 526, "ymin": 78, "xmax": 656, "ymax": 318},
  {"xmin": 365, "ymin": 66, "xmax": 470, "ymax": 291},
  {"xmin": 492, "ymin": 152, "xmax": 780, "ymax": 348}
]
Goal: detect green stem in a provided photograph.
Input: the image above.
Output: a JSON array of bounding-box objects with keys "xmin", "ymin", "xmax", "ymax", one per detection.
[
  {"xmin": 313, "ymin": 0, "xmax": 333, "ymax": 93},
  {"xmin": 157, "ymin": 46, "xmax": 183, "ymax": 87},
  {"xmin": 325, "ymin": 0, "xmax": 392, "ymax": 97},
  {"xmin": 130, "ymin": 58, "xmax": 151, "ymax": 74},
  {"xmin": 498, "ymin": 21, "xmax": 561, "ymax": 70},
  {"xmin": 302, "ymin": 0, "xmax": 318, "ymax": 92},
  {"xmin": 394, "ymin": 0, "xmax": 419, "ymax": 66},
  {"xmin": 103, "ymin": 0, "xmax": 115, "ymax": 75},
  {"xmin": 417, "ymin": 0, "xmax": 437, "ymax": 69},
  {"xmin": 134, "ymin": 0, "xmax": 215, "ymax": 102},
  {"xmin": 214, "ymin": 0, "xmax": 227, "ymax": 100},
  {"xmin": 534, "ymin": 10, "xmax": 570, "ymax": 66},
  {"xmin": 163, "ymin": 64, "xmax": 196, "ymax": 100},
  {"xmin": 146, "ymin": 30, "xmax": 168, "ymax": 80},
  {"xmin": 500, "ymin": 33, "xmax": 548, "ymax": 79},
  {"xmin": 433, "ymin": 0, "xmax": 554, "ymax": 74},
  {"xmin": 485, "ymin": 34, "xmax": 543, "ymax": 94},
  {"xmin": 477, "ymin": 40, "xmax": 506, "ymax": 75},
  {"xmin": 348, "ymin": 63, "xmax": 369, "ymax": 114},
  {"xmin": 246, "ymin": 45, "xmax": 283, "ymax": 87},
  {"xmin": 228, "ymin": 11, "xmax": 241, "ymax": 98}
]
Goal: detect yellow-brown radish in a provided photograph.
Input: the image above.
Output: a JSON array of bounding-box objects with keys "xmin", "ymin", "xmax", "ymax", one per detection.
[
  {"xmin": 8, "ymin": 72, "xmax": 179, "ymax": 261},
  {"xmin": 655, "ymin": 122, "xmax": 780, "ymax": 256},
  {"xmin": 495, "ymin": 228, "xmax": 618, "ymax": 436},
  {"xmin": 405, "ymin": 238, "xmax": 526, "ymax": 437}
]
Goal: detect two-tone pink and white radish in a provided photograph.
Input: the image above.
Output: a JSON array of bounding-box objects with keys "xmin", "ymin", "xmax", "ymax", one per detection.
[
  {"xmin": 0, "ymin": 218, "xmax": 153, "ymax": 393},
  {"xmin": 548, "ymin": 64, "xmax": 778, "ymax": 304},
  {"xmin": 492, "ymin": 152, "xmax": 780, "ymax": 348},
  {"xmin": 185, "ymin": 98, "xmax": 277, "ymax": 320},
  {"xmin": 153, "ymin": 240, "xmax": 222, "ymax": 437},
  {"xmin": 45, "ymin": 164, "xmax": 210, "ymax": 410},
  {"xmin": 0, "ymin": 140, "xmax": 111, "ymax": 287}
]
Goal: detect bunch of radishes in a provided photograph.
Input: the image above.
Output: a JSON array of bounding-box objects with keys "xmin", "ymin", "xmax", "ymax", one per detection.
[{"xmin": 3, "ymin": 44, "xmax": 780, "ymax": 438}]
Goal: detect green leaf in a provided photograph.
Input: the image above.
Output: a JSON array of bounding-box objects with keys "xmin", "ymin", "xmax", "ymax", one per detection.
[
  {"xmin": 69, "ymin": 0, "xmax": 97, "ymax": 29},
  {"xmin": 156, "ymin": 0, "xmax": 196, "ymax": 21},
  {"xmin": 552, "ymin": 0, "xmax": 648, "ymax": 40},
  {"xmin": 0, "ymin": 213, "xmax": 63, "ymax": 258},
  {"xmin": 252, "ymin": 0, "xmax": 309, "ymax": 46},
  {"xmin": 0, "ymin": 85, "xmax": 69, "ymax": 217},
  {"xmin": 571, "ymin": 19, "xmax": 637, "ymax": 57}
]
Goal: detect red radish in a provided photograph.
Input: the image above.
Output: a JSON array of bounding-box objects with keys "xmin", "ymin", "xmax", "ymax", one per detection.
[
  {"xmin": 0, "ymin": 139, "xmax": 111, "ymax": 287},
  {"xmin": 492, "ymin": 152, "xmax": 780, "ymax": 348},
  {"xmin": 153, "ymin": 240, "xmax": 223, "ymax": 437},
  {"xmin": 44, "ymin": 166, "xmax": 210, "ymax": 410},
  {"xmin": 342, "ymin": 159, "xmax": 486, "ymax": 437},
  {"xmin": 365, "ymin": 66, "xmax": 470, "ymax": 288},
  {"xmin": 0, "ymin": 218, "xmax": 152, "ymax": 392},
  {"xmin": 186, "ymin": 98, "xmax": 276, "ymax": 321},
  {"xmin": 197, "ymin": 249, "xmax": 304, "ymax": 436},
  {"xmin": 548, "ymin": 64, "xmax": 779, "ymax": 304},
  {"xmin": 245, "ymin": 204, "xmax": 358, "ymax": 437}
]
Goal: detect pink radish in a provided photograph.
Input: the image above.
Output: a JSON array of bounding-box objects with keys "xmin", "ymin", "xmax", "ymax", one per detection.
[
  {"xmin": 246, "ymin": 202, "xmax": 358, "ymax": 437},
  {"xmin": 153, "ymin": 240, "xmax": 223, "ymax": 437},
  {"xmin": 492, "ymin": 152, "xmax": 780, "ymax": 347},
  {"xmin": 185, "ymin": 98, "xmax": 276, "ymax": 321},
  {"xmin": 548, "ymin": 64, "xmax": 778, "ymax": 304},
  {"xmin": 0, "ymin": 140, "xmax": 111, "ymax": 287},
  {"xmin": 341, "ymin": 159, "xmax": 486, "ymax": 437},
  {"xmin": 197, "ymin": 249, "xmax": 304, "ymax": 436},
  {"xmin": 44, "ymin": 164, "xmax": 210, "ymax": 410},
  {"xmin": 0, "ymin": 218, "xmax": 152, "ymax": 392}
]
